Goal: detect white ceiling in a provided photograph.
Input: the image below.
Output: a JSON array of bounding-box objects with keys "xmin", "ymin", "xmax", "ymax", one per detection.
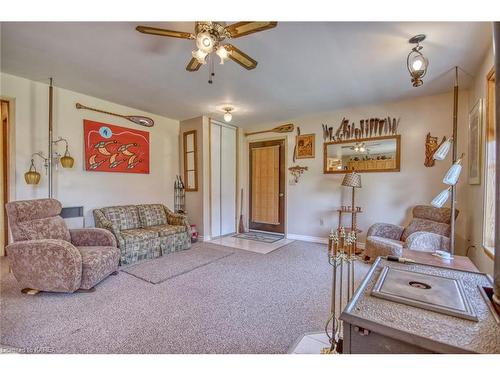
[{"xmin": 0, "ymin": 22, "xmax": 492, "ymax": 127}]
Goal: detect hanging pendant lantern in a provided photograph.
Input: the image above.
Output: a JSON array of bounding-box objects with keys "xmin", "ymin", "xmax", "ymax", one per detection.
[
  {"xmin": 60, "ymin": 144, "xmax": 75, "ymax": 168},
  {"xmin": 407, "ymin": 35, "xmax": 429, "ymax": 88},
  {"xmin": 24, "ymin": 159, "xmax": 41, "ymax": 185}
]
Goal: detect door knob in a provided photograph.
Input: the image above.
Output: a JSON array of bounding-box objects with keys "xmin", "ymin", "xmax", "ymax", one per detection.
[{"xmin": 279, "ymin": 193, "xmax": 284, "ymax": 197}]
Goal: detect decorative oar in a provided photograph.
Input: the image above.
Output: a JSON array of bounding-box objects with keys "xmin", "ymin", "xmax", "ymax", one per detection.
[
  {"xmin": 245, "ymin": 123, "xmax": 294, "ymax": 136},
  {"xmin": 75, "ymin": 103, "xmax": 154, "ymax": 127}
]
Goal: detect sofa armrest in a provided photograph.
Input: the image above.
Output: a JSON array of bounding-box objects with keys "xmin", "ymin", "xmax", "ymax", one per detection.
[
  {"xmin": 70, "ymin": 228, "xmax": 117, "ymax": 247},
  {"xmin": 406, "ymin": 231, "xmax": 450, "ymax": 252},
  {"xmin": 163, "ymin": 206, "xmax": 190, "ymax": 228},
  {"xmin": 366, "ymin": 223, "xmax": 404, "ymax": 241},
  {"xmin": 93, "ymin": 209, "xmax": 124, "ymax": 246},
  {"xmin": 6, "ymin": 239, "xmax": 82, "ymax": 292}
]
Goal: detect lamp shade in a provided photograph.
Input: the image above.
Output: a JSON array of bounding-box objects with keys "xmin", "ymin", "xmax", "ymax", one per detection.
[{"xmin": 341, "ymin": 171, "xmax": 362, "ymax": 188}]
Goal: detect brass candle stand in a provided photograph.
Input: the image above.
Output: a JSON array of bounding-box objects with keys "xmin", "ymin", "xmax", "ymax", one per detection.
[{"xmin": 323, "ymin": 226, "xmax": 357, "ymax": 354}]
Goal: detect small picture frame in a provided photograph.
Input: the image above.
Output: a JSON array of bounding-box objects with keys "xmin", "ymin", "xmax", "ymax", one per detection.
[
  {"xmin": 468, "ymin": 99, "xmax": 483, "ymax": 185},
  {"xmin": 296, "ymin": 133, "xmax": 315, "ymax": 159}
]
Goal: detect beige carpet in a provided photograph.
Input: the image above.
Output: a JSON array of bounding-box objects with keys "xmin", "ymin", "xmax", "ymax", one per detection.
[
  {"xmin": 0, "ymin": 241, "xmax": 370, "ymax": 354},
  {"xmin": 122, "ymin": 246, "xmax": 234, "ymax": 284}
]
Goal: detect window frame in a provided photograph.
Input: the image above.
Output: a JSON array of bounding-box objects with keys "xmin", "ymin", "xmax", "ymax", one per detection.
[{"xmin": 482, "ymin": 67, "xmax": 495, "ymax": 260}]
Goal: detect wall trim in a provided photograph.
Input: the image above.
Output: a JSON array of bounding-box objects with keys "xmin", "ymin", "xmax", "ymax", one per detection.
[
  {"xmin": 286, "ymin": 233, "xmax": 366, "ymax": 249},
  {"xmin": 286, "ymin": 233, "xmax": 328, "ymax": 244}
]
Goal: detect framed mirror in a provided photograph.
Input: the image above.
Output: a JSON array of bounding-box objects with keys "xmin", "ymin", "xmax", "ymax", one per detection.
[
  {"xmin": 323, "ymin": 135, "xmax": 401, "ymax": 174},
  {"xmin": 183, "ymin": 130, "xmax": 198, "ymax": 191}
]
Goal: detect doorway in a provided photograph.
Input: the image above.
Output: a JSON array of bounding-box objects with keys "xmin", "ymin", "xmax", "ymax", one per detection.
[
  {"xmin": 249, "ymin": 139, "xmax": 285, "ymax": 234},
  {"xmin": 1, "ymin": 100, "xmax": 10, "ymax": 256}
]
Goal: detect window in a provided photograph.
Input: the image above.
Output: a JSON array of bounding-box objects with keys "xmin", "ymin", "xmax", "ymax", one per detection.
[
  {"xmin": 183, "ymin": 130, "xmax": 198, "ymax": 192},
  {"xmin": 483, "ymin": 68, "xmax": 495, "ymax": 259}
]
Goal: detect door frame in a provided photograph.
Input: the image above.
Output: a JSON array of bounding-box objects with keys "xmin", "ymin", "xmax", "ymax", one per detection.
[
  {"xmin": 1, "ymin": 100, "xmax": 11, "ymax": 255},
  {"xmin": 248, "ymin": 138, "xmax": 286, "ymax": 234}
]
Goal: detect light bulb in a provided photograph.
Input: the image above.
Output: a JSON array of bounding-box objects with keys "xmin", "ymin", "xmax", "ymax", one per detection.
[
  {"xmin": 224, "ymin": 111, "xmax": 232, "ymax": 122},
  {"xmin": 412, "ymin": 58, "xmax": 423, "ymax": 71},
  {"xmin": 192, "ymin": 49, "xmax": 208, "ymax": 64},
  {"xmin": 196, "ymin": 32, "xmax": 214, "ymax": 53},
  {"xmin": 216, "ymin": 45, "xmax": 229, "ymax": 64}
]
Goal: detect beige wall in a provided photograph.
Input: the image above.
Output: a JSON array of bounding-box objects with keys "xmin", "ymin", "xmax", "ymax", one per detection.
[
  {"xmin": 243, "ymin": 91, "xmax": 470, "ymax": 255},
  {"xmin": 1, "ymin": 73, "xmax": 180, "ymax": 227},
  {"xmin": 464, "ymin": 44, "xmax": 495, "ymax": 274}
]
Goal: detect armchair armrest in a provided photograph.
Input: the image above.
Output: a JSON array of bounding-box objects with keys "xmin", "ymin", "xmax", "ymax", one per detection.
[
  {"xmin": 6, "ymin": 239, "xmax": 82, "ymax": 292},
  {"xmin": 406, "ymin": 231, "xmax": 450, "ymax": 252},
  {"xmin": 70, "ymin": 228, "xmax": 117, "ymax": 247},
  {"xmin": 367, "ymin": 223, "xmax": 404, "ymax": 241}
]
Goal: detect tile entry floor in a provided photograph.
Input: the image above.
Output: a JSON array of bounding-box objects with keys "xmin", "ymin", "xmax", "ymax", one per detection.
[
  {"xmin": 289, "ymin": 332, "xmax": 332, "ymax": 354},
  {"xmin": 208, "ymin": 234, "xmax": 294, "ymax": 254}
]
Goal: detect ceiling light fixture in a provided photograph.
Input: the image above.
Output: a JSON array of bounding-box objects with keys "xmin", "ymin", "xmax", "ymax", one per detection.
[
  {"xmin": 216, "ymin": 45, "xmax": 229, "ymax": 64},
  {"xmin": 407, "ymin": 34, "xmax": 429, "ymax": 87},
  {"xmin": 223, "ymin": 107, "xmax": 233, "ymax": 122}
]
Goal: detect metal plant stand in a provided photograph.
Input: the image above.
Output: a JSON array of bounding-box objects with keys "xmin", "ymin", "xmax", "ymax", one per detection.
[{"xmin": 174, "ymin": 175, "xmax": 185, "ymax": 214}]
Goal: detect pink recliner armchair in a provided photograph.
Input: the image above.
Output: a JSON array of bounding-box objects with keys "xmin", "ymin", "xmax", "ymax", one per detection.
[{"xmin": 5, "ymin": 198, "xmax": 120, "ymax": 293}]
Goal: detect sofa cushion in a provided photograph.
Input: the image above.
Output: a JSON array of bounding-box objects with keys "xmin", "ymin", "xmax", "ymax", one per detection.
[
  {"xmin": 101, "ymin": 205, "xmax": 141, "ymax": 230},
  {"xmin": 401, "ymin": 218, "xmax": 450, "ymax": 242},
  {"xmin": 148, "ymin": 224, "xmax": 186, "ymax": 237},
  {"xmin": 138, "ymin": 204, "xmax": 168, "ymax": 227},
  {"xmin": 120, "ymin": 228, "xmax": 158, "ymax": 245},
  {"xmin": 78, "ymin": 246, "xmax": 120, "ymax": 290}
]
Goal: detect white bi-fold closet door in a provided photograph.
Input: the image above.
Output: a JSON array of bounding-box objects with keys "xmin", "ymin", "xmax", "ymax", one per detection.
[{"xmin": 210, "ymin": 120, "xmax": 237, "ymax": 238}]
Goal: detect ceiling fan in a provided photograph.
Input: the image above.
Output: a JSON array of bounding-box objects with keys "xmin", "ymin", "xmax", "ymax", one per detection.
[{"xmin": 136, "ymin": 21, "xmax": 277, "ymax": 75}]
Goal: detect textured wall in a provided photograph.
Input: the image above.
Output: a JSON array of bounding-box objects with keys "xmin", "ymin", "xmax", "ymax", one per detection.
[
  {"xmin": 1, "ymin": 73, "xmax": 180, "ymax": 227},
  {"xmin": 243, "ymin": 91, "xmax": 470, "ymax": 255}
]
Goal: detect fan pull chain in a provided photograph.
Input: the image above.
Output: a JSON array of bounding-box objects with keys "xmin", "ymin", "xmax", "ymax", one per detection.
[{"xmin": 208, "ymin": 53, "xmax": 215, "ymax": 84}]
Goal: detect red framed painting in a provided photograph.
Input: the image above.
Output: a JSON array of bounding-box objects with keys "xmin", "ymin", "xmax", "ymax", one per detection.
[{"xmin": 84, "ymin": 120, "xmax": 150, "ymax": 174}]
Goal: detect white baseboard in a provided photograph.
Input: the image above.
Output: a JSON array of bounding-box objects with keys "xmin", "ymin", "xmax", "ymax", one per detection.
[
  {"xmin": 286, "ymin": 233, "xmax": 328, "ymax": 244},
  {"xmin": 286, "ymin": 233, "xmax": 366, "ymax": 249}
]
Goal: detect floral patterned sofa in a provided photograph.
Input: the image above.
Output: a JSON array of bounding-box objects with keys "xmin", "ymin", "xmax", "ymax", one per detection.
[{"xmin": 93, "ymin": 204, "xmax": 191, "ymax": 265}]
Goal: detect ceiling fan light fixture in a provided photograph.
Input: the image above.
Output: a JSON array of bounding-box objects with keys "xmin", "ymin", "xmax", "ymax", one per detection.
[
  {"xmin": 216, "ymin": 45, "xmax": 229, "ymax": 64},
  {"xmin": 192, "ymin": 49, "xmax": 208, "ymax": 64},
  {"xmin": 196, "ymin": 32, "xmax": 215, "ymax": 53}
]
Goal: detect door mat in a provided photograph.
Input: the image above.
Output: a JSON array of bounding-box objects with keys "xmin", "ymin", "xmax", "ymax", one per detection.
[{"xmin": 232, "ymin": 231, "xmax": 284, "ymax": 243}]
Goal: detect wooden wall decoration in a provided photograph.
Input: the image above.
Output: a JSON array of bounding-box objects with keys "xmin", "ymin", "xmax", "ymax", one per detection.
[
  {"xmin": 296, "ymin": 133, "xmax": 315, "ymax": 159},
  {"xmin": 424, "ymin": 132, "xmax": 446, "ymax": 168},
  {"xmin": 84, "ymin": 120, "xmax": 150, "ymax": 174}
]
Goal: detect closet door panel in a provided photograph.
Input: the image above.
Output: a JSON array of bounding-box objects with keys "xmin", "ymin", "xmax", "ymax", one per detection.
[
  {"xmin": 210, "ymin": 124, "xmax": 221, "ymax": 238},
  {"xmin": 220, "ymin": 126, "xmax": 236, "ymax": 235}
]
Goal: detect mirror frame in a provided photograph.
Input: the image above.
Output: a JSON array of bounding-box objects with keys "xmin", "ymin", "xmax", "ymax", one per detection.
[
  {"xmin": 183, "ymin": 130, "xmax": 198, "ymax": 191},
  {"xmin": 323, "ymin": 135, "xmax": 401, "ymax": 174}
]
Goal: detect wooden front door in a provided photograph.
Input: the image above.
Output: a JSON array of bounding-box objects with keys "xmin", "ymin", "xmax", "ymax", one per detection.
[{"xmin": 249, "ymin": 139, "xmax": 285, "ymax": 233}]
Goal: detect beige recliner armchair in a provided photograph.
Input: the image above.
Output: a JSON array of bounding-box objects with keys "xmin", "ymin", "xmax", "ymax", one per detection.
[
  {"xmin": 5, "ymin": 198, "xmax": 120, "ymax": 293},
  {"xmin": 364, "ymin": 205, "xmax": 458, "ymax": 261}
]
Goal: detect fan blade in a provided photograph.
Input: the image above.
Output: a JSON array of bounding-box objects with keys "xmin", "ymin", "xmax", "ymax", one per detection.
[
  {"xmin": 186, "ymin": 58, "xmax": 202, "ymax": 72},
  {"xmin": 225, "ymin": 44, "xmax": 257, "ymax": 70},
  {"xmin": 136, "ymin": 26, "xmax": 194, "ymax": 39},
  {"xmin": 225, "ymin": 21, "xmax": 277, "ymax": 38}
]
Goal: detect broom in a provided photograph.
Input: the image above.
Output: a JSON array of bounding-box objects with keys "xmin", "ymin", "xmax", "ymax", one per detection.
[{"xmin": 238, "ymin": 188, "xmax": 245, "ymax": 233}]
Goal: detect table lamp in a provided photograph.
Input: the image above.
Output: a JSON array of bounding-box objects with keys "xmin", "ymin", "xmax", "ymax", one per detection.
[{"xmin": 342, "ymin": 171, "xmax": 362, "ymax": 210}]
